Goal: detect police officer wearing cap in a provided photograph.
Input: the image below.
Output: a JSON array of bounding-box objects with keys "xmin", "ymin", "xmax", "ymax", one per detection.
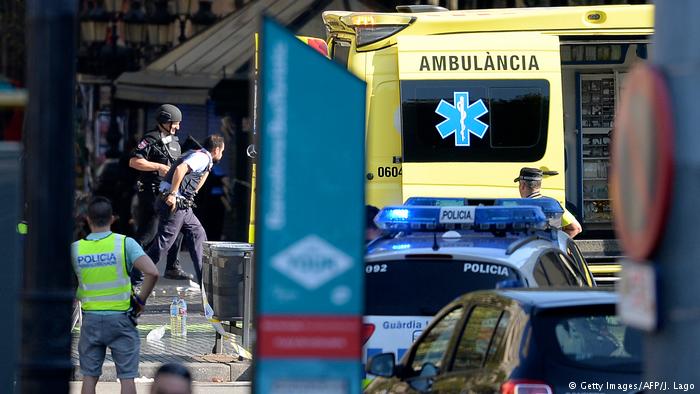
[
  {"xmin": 129, "ymin": 104, "xmax": 192, "ymax": 281},
  {"xmin": 515, "ymin": 167, "xmax": 583, "ymax": 238}
]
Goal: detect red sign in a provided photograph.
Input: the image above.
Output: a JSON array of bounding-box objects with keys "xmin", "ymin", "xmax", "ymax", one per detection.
[
  {"xmin": 611, "ymin": 63, "xmax": 674, "ymax": 261},
  {"xmin": 258, "ymin": 315, "xmax": 362, "ymax": 359}
]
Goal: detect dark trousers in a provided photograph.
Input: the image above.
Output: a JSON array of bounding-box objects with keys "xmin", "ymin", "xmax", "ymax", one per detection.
[
  {"xmin": 146, "ymin": 199, "xmax": 207, "ymax": 284},
  {"xmin": 134, "ymin": 190, "xmax": 184, "ymax": 270}
]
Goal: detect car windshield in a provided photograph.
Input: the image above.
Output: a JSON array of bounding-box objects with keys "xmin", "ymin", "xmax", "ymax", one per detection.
[
  {"xmin": 536, "ymin": 310, "xmax": 642, "ymax": 373},
  {"xmin": 365, "ymin": 259, "xmax": 520, "ymax": 316}
]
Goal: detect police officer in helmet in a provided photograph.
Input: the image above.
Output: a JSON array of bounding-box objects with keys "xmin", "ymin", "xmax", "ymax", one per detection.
[{"xmin": 129, "ymin": 104, "xmax": 192, "ymax": 281}]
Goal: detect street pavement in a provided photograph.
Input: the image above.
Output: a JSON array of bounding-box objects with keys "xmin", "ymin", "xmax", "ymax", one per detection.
[{"xmin": 71, "ymin": 251, "xmax": 252, "ymax": 383}]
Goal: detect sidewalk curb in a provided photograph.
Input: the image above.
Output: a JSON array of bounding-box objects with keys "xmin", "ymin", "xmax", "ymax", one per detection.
[
  {"xmin": 69, "ymin": 381, "xmax": 252, "ymax": 394},
  {"xmin": 72, "ymin": 361, "xmax": 252, "ymax": 382}
]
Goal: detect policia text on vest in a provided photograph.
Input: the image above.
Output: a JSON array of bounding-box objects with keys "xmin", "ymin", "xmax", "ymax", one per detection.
[{"xmin": 73, "ymin": 233, "xmax": 133, "ymax": 311}]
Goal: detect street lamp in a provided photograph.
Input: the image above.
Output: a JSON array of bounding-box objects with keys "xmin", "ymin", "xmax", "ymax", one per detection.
[
  {"xmin": 104, "ymin": 0, "xmax": 127, "ymax": 158},
  {"xmin": 102, "ymin": 0, "xmax": 122, "ymax": 14},
  {"xmin": 91, "ymin": 3, "xmax": 111, "ymax": 44},
  {"xmin": 147, "ymin": 0, "xmax": 174, "ymax": 52},
  {"xmin": 174, "ymin": 0, "xmax": 192, "ymax": 43},
  {"xmin": 123, "ymin": 0, "xmax": 147, "ymax": 46},
  {"xmin": 190, "ymin": 0, "xmax": 217, "ymax": 35},
  {"xmin": 80, "ymin": 1, "xmax": 97, "ymax": 44},
  {"xmin": 79, "ymin": 1, "xmax": 108, "ymax": 74},
  {"xmin": 123, "ymin": 0, "xmax": 147, "ymax": 70}
]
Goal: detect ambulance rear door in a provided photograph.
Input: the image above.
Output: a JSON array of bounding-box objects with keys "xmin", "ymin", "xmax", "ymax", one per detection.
[{"xmin": 397, "ymin": 32, "xmax": 565, "ymax": 202}]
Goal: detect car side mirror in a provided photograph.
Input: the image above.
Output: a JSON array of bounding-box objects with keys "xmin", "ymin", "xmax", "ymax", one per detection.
[
  {"xmin": 419, "ymin": 362, "xmax": 438, "ymax": 378},
  {"xmin": 409, "ymin": 362, "xmax": 439, "ymax": 392},
  {"xmin": 366, "ymin": 353, "xmax": 396, "ymax": 377}
]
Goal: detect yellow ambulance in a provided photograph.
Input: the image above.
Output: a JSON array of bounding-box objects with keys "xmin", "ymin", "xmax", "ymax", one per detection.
[{"xmin": 323, "ymin": 4, "xmax": 653, "ymax": 249}]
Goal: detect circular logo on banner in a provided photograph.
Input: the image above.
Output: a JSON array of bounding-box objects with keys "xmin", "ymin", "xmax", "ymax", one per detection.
[{"xmin": 611, "ymin": 63, "xmax": 674, "ymax": 262}]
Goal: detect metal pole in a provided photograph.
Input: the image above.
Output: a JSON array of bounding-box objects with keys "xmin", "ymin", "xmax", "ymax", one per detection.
[
  {"xmin": 0, "ymin": 143, "xmax": 22, "ymax": 392},
  {"xmin": 21, "ymin": 1, "xmax": 77, "ymax": 392},
  {"xmin": 647, "ymin": 2, "xmax": 700, "ymax": 386}
]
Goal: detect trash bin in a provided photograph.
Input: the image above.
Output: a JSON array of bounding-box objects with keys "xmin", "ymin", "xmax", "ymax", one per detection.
[{"xmin": 202, "ymin": 242, "xmax": 253, "ymax": 320}]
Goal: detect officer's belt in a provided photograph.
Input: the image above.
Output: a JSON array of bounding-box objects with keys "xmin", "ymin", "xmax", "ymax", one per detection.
[{"xmin": 159, "ymin": 191, "xmax": 196, "ymax": 210}]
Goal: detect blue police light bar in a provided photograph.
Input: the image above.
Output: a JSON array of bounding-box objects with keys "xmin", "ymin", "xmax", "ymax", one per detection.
[
  {"xmin": 474, "ymin": 206, "xmax": 547, "ymax": 230},
  {"xmin": 405, "ymin": 196, "xmax": 563, "ymax": 213},
  {"xmin": 375, "ymin": 205, "xmax": 444, "ymax": 231},
  {"xmin": 494, "ymin": 197, "xmax": 564, "ymax": 227},
  {"xmin": 493, "ymin": 197, "xmax": 564, "ymax": 216},
  {"xmin": 403, "ymin": 197, "xmax": 564, "ymax": 227},
  {"xmin": 375, "ymin": 205, "xmax": 547, "ymax": 232}
]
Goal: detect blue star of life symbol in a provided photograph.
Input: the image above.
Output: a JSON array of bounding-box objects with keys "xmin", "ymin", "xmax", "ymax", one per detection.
[{"xmin": 435, "ymin": 92, "xmax": 489, "ymax": 146}]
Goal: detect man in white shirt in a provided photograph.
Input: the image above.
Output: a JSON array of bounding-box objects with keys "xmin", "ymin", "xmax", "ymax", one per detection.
[{"xmin": 146, "ymin": 134, "xmax": 225, "ymax": 284}]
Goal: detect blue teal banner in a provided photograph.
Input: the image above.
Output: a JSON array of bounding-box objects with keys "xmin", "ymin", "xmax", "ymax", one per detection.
[{"xmin": 254, "ymin": 16, "xmax": 366, "ymax": 394}]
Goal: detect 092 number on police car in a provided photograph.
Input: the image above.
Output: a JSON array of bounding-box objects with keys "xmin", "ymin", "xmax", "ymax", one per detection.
[{"xmin": 365, "ymin": 264, "xmax": 388, "ymax": 273}]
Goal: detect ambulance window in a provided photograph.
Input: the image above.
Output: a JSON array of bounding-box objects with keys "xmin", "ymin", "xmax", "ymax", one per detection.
[
  {"xmin": 401, "ymin": 79, "xmax": 549, "ymax": 162},
  {"xmin": 331, "ymin": 40, "xmax": 350, "ymax": 67},
  {"xmin": 490, "ymin": 87, "xmax": 546, "ymax": 148}
]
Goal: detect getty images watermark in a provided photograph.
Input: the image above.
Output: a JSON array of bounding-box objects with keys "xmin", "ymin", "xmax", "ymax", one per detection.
[{"xmin": 568, "ymin": 381, "xmax": 695, "ymax": 392}]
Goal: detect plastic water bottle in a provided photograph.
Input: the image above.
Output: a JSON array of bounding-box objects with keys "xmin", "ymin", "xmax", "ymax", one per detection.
[
  {"xmin": 179, "ymin": 296, "xmax": 188, "ymax": 338},
  {"xmin": 170, "ymin": 297, "xmax": 181, "ymax": 337}
]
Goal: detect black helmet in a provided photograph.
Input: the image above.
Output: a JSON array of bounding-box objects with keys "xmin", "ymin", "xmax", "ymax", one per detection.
[{"xmin": 156, "ymin": 104, "xmax": 182, "ymax": 123}]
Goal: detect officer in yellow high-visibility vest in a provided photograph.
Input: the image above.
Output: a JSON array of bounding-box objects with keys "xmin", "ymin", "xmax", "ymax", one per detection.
[{"xmin": 71, "ymin": 197, "xmax": 159, "ymax": 394}]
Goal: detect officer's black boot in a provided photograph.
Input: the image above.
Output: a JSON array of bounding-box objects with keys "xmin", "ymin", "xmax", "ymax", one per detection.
[
  {"xmin": 164, "ymin": 266, "xmax": 194, "ymax": 280},
  {"xmin": 163, "ymin": 254, "xmax": 193, "ymax": 281},
  {"xmin": 163, "ymin": 233, "xmax": 193, "ymax": 280}
]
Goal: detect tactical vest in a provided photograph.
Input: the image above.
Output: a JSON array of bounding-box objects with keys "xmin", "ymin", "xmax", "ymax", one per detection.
[
  {"xmin": 71, "ymin": 233, "xmax": 131, "ymax": 311},
  {"xmin": 138, "ymin": 130, "xmax": 182, "ymax": 186},
  {"xmin": 164, "ymin": 149, "xmax": 212, "ymax": 199}
]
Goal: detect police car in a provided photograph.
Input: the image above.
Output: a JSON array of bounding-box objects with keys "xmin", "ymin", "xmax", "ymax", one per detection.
[{"xmin": 362, "ymin": 198, "xmax": 595, "ymax": 382}]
